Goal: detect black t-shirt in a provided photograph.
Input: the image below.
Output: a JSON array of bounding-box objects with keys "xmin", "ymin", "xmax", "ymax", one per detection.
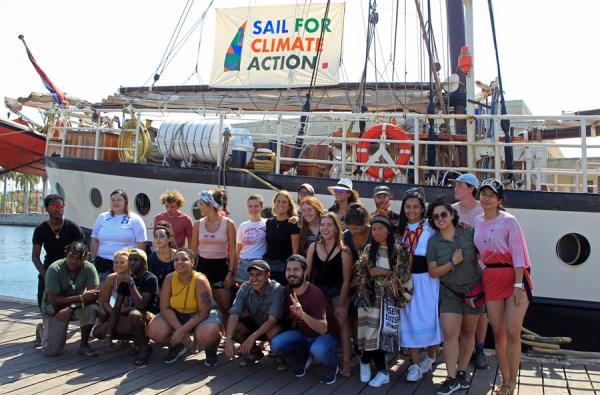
[
  {"xmin": 264, "ymin": 218, "xmax": 300, "ymax": 261},
  {"xmin": 133, "ymin": 271, "xmax": 159, "ymax": 314},
  {"xmin": 148, "ymin": 251, "xmax": 174, "ymax": 288},
  {"xmin": 32, "ymin": 219, "xmax": 84, "ymax": 268}
]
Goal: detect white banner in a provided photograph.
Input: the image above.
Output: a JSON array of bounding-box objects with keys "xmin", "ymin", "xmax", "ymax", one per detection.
[{"xmin": 210, "ymin": 3, "xmax": 345, "ymax": 88}]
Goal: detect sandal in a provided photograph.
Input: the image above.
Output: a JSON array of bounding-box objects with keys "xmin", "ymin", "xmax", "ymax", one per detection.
[
  {"xmin": 78, "ymin": 344, "xmax": 98, "ymax": 357},
  {"xmin": 493, "ymin": 383, "xmax": 515, "ymax": 395}
]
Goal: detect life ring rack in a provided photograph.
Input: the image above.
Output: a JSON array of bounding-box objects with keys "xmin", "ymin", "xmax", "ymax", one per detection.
[{"xmin": 355, "ymin": 123, "xmax": 412, "ymax": 180}]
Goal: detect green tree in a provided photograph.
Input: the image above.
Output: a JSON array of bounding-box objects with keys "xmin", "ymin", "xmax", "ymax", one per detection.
[
  {"xmin": 1, "ymin": 169, "xmax": 17, "ymax": 213},
  {"xmin": 15, "ymin": 172, "xmax": 39, "ymax": 213}
]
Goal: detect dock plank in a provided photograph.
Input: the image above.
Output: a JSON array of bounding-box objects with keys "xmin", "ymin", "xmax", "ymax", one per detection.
[{"xmin": 0, "ymin": 298, "xmax": 598, "ymax": 395}]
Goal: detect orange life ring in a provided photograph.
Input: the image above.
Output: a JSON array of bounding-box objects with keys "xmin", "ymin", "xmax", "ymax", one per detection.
[{"xmin": 356, "ymin": 123, "xmax": 412, "ymax": 180}]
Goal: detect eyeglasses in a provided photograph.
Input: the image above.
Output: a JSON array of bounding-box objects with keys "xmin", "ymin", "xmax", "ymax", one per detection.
[
  {"xmin": 48, "ymin": 204, "xmax": 64, "ymax": 210},
  {"xmin": 432, "ymin": 211, "xmax": 450, "ymax": 221}
]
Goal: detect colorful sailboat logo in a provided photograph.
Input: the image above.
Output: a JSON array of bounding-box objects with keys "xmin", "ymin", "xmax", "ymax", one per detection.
[{"xmin": 224, "ymin": 21, "xmax": 246, "ymax": 72}]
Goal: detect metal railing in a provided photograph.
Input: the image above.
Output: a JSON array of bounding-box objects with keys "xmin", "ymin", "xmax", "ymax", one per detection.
[{"xmin": 44, "ymin": 109, "xmax": 600, "ymax": 193}]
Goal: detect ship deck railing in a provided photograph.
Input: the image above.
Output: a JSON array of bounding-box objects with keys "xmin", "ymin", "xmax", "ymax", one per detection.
[{"xmin": 45, "ymin": 109, "xmax": 600, "ymax": 194}]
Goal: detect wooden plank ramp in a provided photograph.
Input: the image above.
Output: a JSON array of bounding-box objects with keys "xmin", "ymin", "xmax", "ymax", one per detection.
[{"xmin": 1, "ymin": 298, "xmax": 599, "ymax": 394}]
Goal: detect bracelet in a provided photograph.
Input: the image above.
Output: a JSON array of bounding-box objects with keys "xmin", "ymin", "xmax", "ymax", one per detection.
[
  {"xmin": 80, "ymin": 294, "xmax": 85, "ymax": 307},
  {"xmin": 449, "ymin": 259, "xmax": 456, "ymax": 270}
]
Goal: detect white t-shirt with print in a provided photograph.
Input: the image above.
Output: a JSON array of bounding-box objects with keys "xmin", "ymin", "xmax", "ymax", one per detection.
[
  {"xmin": 236, "ymin": 218, "xmax": 267, "ymax": 260},
  {"xmin": 91, "ymin": 212, "xmax": 147, "ymax": 259}
]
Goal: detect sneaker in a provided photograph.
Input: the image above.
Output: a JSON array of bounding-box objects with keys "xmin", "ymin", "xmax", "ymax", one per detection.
[
  {"xmin": 457, "ymin": 370, "xmax": 470, "ymax": 389},
  {"xmin": 320, "ymin": 365, "xmax": 339, "ymax": 385},
  {"xmin": 437, "ymin": 377, "xmax": 460, "ymax": 395},
  {"xmin": 294, "ymin": 356, "xmax": 312, "ymax": 378},
  {"xmin": 164, "ymin": 344, "xmax": 187, "ymax": 364},
  {"xmin": 239, "ymin": 347, "xmax": 264, "ymax": 367},
  {"xmin": 204, "ymin": 347, "xmax": 218, "ymax": 367},
  {"xmin": 368, "ymin": 371, "xmax": 390, "ymax": 387},
  {"xmin": 419, "ymin": 355, "xmax": 434, "ymax": 373},
  {"xmin": 360, "ymin": 362, "xmax": 372, "ymax": 383},
  {"xmin": 134, "ymin": 346, "xmax": 152, "ymax": 366},
  {"xmin": 406, "ymin": 363, "xmax": 424, "ymax": 382},
  {"xmin": 474, "ymin": 348, "xmax": 488, "ymax": 369}
]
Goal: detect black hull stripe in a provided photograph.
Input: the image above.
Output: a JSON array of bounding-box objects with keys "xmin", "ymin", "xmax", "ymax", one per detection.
[{"xmin": 46, "ymin": 157, "xmax": 600, "ymax": 213}]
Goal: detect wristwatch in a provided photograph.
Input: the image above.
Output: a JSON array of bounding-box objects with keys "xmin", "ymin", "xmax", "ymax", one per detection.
[
  {"xmin": 69, "ymin": 303, "xmax": 78, "ymax": 310},
  {"xmin": 514, "ymin": 282, "xmax": 525, "ymax": 289}
]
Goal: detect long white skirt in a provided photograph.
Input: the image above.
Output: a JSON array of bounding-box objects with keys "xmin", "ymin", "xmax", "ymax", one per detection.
[{"xmin": 399, "ymin": 272, "xmax": 443, "ymax": 348}]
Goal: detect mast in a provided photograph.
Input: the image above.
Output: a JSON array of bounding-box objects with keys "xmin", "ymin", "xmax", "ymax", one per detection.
[{"xmin": 446, "ymin": 0, "xmax": 466, "ymax": 129}]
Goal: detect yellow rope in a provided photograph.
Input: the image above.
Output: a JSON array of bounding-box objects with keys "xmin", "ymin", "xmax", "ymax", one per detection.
[{"xmin": 118, "ymin": 118, "xmax": 152, "ymax": 163}]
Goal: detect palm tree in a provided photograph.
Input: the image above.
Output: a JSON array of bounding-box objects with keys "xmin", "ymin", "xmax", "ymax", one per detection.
[
  {"xmin": 1, "ymin": 169, "xmax": 17, "ymax": 213},
  {"xmin": 15, "ymin": 172, "xmax": 38, "ymax": 213}
]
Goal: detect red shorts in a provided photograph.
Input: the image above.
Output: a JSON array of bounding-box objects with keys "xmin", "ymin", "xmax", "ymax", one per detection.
[{"xmin": 483, "ymin": 265, "xmax": 533, "ymax": 301}]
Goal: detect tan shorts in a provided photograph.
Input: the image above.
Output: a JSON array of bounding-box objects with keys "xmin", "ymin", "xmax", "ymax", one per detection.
[
  {"xmin": 439, "ymin": 286, "xmax": 484, "ymax": 315},
  {"xmin": 42, "ymin": 303, "xmax": 99, "ymax": 356}
]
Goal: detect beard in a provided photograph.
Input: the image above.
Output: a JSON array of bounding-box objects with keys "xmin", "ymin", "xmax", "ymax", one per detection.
[{"xmin": 286, "ymin": 275, "xmax": 304, "ymax": 288}]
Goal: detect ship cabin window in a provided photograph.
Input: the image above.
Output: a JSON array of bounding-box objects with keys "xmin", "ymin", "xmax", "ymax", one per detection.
[
  {"xmin": 55, "ymin": 183, "xmax": 65, "ymax": 199},
  {"xmin": 89, "ymin": 188, "xmax": 102, "ymax": 208},
  {"xmin": 556, "ymin": 233, "xmax": 590, "ymax": 266},
  {"xmin": 191, "ymin": 199, "xmax": 203, "ymax": 220},
  {"xmin": 135, "ymin": 193, "xmax": 151, "ymax": 216}
]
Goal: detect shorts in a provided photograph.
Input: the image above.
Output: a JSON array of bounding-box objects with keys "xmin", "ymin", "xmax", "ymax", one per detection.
[
  {"xmin": 318, "ymin": 285, "xmax": 342, "ymax": 299},
  {"xmin": 483, "ymin": 265, "xmax": 533, "ymax": 302},
  {"xmin": 174, "ymin": 307, "xmax": 222, "ymax": 327},
  {"xmin": 439, "ymin": 284, "xmax": 485, "ymax": 315},
  {"xmin": 236, "ymin": 258, "xmax": 258, "ymax": 283},
  {"xmin": 196, "ymin": 256, "xmax": 229, "ymax": 289}
]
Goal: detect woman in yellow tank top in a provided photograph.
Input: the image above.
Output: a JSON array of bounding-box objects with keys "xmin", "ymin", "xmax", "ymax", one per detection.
[{"xmin": 147, "ymin": 248, "xmax": 222, "ymax": 366}]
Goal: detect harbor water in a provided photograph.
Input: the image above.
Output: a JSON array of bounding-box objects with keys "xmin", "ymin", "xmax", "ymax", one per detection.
[{"xmin": 0, "ymin": 225, "xmax": 37, "ymax": 301}]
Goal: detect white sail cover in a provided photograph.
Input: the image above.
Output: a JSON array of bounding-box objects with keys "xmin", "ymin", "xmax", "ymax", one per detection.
[{"xmin": 210, "ymin": 3, "xmax": 345, "ymax": 88}]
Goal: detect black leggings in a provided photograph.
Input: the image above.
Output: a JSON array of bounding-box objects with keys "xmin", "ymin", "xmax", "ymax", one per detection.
[{"xmin": 361, "ymin": 349, "xmax": 386, "ymax": 372}]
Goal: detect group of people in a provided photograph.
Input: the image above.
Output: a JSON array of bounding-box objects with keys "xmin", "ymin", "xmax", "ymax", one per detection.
[{"xmin": 32, "ymin": 175, "xmax": 532, "ymax": 395}]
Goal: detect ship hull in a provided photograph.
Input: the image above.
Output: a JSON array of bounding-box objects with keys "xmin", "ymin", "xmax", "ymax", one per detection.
[{"xmin": 46, "ymin": 156, "xmax": 600, "ymax": 351}]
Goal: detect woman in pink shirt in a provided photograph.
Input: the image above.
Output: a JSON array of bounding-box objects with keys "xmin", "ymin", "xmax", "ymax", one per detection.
[
  {"xmin": 473, "ymin": 179, "xmax": 532, "ymax": 395},
  {"xmin": 191, "ymin": 190, "xmax": 236, "ymax": 321}
]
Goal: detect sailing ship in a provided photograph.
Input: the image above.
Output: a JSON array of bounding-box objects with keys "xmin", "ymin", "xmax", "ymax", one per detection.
[{"xmin": 4, "ymin": 1, "xmax": 600, "ymax": 352}]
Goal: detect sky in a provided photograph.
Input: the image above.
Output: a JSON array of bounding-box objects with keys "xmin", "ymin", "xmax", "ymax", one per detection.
[{"xmin": 1, "ymin": 0, "xmax": 599, "ymax": 117}]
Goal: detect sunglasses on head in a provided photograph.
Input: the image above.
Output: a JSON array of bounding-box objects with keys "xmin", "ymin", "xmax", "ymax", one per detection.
[{"xmin": 432, "ymin": 211, "xmax": 450, "ymax": 221}]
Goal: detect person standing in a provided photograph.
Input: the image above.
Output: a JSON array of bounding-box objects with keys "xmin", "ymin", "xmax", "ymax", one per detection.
[
  {"xmin": 306, "ymin": 213, "xmax": 353, "ymax": 377},
  {"xmin": 371, "ymin": 185, "xmax": 400, "ymax": 229},
  {"xmin": 327, "ymin": 178, "xmax": 360, "ymax": 230},
  {"xmin": 225, "ymin": 260, "xmax": 284, "ymax": 366},
  {"xmin": 343, "ymin": 203, "xmax": 371, "ymax": 263},
  {"xmin": 298, "ymin": 196, "xmax": 325, "ymax": 254},
  {"xmin": 474, "ymin": 179, "xmax": 533, "ymax": 395},
  {"xmin": 296, "ymin": 183, "xmax": 315, "ymax": 206},
  {"xmin": 270, "ymin": 255, "xmax": 340, "ymax": 385},
  {"xmin": 153, "ymin": 190, "xmax": 193, "ymax": 248},
  {"xmin": 426, "ymin": 201, "xmax": 483, "ymax": 394},
  {"xmin": 40, "ymin": 242, "xmax": 100, "ymax": 357},
  {"xmin": 450, "ymin": 173, "xmax": 489, "ymax": 370},
  {"xmin": 263, "ymin": 190, "xmax": 300, "ymax": 285},
  {"xmin": 32, "ymin": 194, "xmax": 84, "ymax": 345},
  {"xmin": 354, "ymin": 216, "xmax": 413, "ymax": 387},
  {"xmin": 235, "ymin": 195, "xmax": 267, "ymax": 284},
  {"xmin": 90, "ymin": 189, "xmax": 147, "ymax": 282},
  {"xmin": 191, "ymin": 190, "xmax": 237, "ymax": 323},
  {"xmin": 398, "ymin": 190, "xmax": 442, "ymax": 383}
]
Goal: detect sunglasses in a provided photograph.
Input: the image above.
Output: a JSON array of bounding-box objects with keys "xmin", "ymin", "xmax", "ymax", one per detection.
[
  {"xmin": 48, "ymin": 204, "xmax": 64, "ymax": 210},
  {"xmin": 432, "ymin": 211, "xmax": 450, "ymax": 221},
  {"xmin": 333, "ymin": 187, "xmax": 350, "ymax": 194}
]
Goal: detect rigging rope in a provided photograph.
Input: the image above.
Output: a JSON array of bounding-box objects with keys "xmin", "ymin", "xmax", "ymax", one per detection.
[{"xmin": 487, "ymin": 0, "xmax": 514, "ymax": 174}]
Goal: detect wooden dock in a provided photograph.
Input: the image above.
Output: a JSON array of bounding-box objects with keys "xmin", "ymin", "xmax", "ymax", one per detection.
[{"xmin": 0, "ymin": 297, "xmax": 598, "ymax": 394}]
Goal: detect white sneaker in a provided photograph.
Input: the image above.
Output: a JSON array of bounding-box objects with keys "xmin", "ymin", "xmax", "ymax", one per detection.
[
  {"xmin": 360, "ymin": 362, "xmax": 372, "ymax": 383},
  {"xmin": 419, "ymin": 355, "xmax": 433, "ymax": 373},
  {"xmin": 368, "ymin": 371, "xmax": 390, "ymax": 387},
  {"xmin": 406, "ymin": 363, "xmax": 424, "ymax": 382}
]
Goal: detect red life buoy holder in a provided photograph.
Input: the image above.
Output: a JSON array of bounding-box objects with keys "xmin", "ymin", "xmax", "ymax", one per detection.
[{"xmin": 356, "ymin": 123, "xmax": 412, "ymax": 180}]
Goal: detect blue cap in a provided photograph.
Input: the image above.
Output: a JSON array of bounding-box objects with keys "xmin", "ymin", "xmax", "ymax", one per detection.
[{"xmin": 451, "ymin": 173, "xmax": 480, "ymax": 188}]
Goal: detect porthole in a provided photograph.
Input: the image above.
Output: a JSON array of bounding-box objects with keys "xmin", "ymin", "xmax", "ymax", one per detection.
[
  {"xmin": 55, "ymin": 183, "xmax": 65, "ymax": 199},
  {"xmin": 89, "ymin": 188, "xmax": 102, "ymax": 208},
  {"xmin": 134, "ymin": 193, "xmax": 151, "ymax": 216},
  {"xmin": 556, "ymin": 233, "xmax": 590, "ymax": 266},
  {"xmin": 191, "ymin": 199, "xmax": 203, "ymax": 220}
]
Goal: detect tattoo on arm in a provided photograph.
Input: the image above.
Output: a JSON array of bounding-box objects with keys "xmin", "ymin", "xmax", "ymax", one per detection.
[{"xmin": 199, "ymin": 291, "xmax": 211, "ymax": 306}]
